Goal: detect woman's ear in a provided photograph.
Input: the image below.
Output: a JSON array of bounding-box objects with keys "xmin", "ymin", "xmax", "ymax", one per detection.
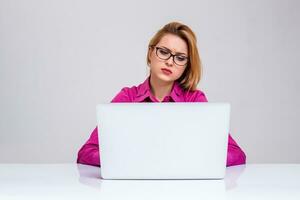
[{"xmin": 147, "ymin": 47, "xmax": 153, "ymax": 64}]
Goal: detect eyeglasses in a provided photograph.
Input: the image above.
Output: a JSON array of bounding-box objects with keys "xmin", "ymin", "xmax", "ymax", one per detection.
[{"xmin": 153, "ymin": 46, "xmax": 188, "ymax": 66}]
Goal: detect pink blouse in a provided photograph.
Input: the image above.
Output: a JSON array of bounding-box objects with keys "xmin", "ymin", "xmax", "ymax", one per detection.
[{"xmin": 77, "ymin": 76, "xmax": 246, "ymax": 167}]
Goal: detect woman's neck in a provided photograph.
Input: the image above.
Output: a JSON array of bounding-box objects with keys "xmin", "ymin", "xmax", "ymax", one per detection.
[{"xmin": 149, "ymin": 74, "xmax": 174, "ymax": 102}]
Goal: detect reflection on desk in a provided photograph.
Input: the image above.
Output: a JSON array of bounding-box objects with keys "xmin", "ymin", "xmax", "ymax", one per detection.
[{"xmin": 0, "ymin": 164, "xmax": 299, "ymax": 200}]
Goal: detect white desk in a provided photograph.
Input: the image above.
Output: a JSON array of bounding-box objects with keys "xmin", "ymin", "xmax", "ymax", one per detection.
[{"xmin": 0, "ymin": 164, "xmax": 299, "ymax": 200}]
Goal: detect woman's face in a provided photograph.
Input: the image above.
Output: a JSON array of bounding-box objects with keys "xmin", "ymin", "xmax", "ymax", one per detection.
[{"xmin": 149, "ymin": 33, "xmax": 188, "ymax": 83}]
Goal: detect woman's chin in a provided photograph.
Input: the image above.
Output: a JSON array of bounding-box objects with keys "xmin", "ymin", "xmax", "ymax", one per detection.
[{"xmin": 156, "ymin": 73, "xmax": 175, "ymax": 82}]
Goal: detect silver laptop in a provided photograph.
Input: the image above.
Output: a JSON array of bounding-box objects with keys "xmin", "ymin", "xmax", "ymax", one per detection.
[{"xmin": 96, "ymin": 103, "xmax": 230, "ymax": 180}]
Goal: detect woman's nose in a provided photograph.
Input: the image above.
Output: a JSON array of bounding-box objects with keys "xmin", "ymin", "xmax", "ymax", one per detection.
[{"xmin": 165, "ymin": 56, "xmax": 174, "ymax": 66}]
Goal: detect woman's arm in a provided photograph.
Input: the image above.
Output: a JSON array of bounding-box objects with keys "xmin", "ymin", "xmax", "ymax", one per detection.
[
  {"xmin": 76, "ymin": 88, "xmax": 131, "ymax": 166},
  {"xmin": 77, "ymin": 127, "xmax": 100, "ymax": 166},
  {"xmin": 191, "ymin": 90, "xmax": 246, "ymax": 167},
  {"xmin": 226, "ymin": 134, "xmax": 246, "ymax": 167}
]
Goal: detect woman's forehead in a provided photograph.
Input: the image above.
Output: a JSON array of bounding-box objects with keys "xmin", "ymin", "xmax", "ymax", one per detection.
[{"xmin": 157, "ymin": 34, "xmax": 188, "ymax": 54}]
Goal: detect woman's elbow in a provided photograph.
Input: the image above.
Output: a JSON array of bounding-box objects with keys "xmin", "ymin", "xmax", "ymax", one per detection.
[
  {"xmin": 226, "ymin": 147, "xmax": 247, "ymax": 167},
  {"xmin": 76, "ymin": 145, "xmax": 101, "ymax": 167}
]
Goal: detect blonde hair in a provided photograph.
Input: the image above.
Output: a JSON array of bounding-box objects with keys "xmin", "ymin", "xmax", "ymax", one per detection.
[{"xmin": 147, "ymin": 21, "xmax": 202, "ymax": 91}]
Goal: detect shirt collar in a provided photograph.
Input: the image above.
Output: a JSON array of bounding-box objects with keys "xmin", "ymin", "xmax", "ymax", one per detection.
[{"xmin": 135, "ymin": 76, "xmax": 185, "ymax": 102}]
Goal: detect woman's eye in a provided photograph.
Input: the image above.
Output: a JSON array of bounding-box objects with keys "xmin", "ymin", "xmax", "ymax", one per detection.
[
  {"xmin": 159, "ymin": 49, "xmax": 169, "ymax": 55},
  {"xmin": 176, "ymin": 56, "xmax": 186, "ymax": 61}
]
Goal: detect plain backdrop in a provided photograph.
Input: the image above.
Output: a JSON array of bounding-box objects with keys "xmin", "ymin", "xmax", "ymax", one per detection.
[{"xmin": 0, "ymin": 0, "xmax": 299, "ymax": 163}]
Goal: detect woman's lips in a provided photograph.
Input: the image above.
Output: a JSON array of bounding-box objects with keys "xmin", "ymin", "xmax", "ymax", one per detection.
[{"xmin": 161, "ymin": 68, "xmax": 172, "ymax": 75}]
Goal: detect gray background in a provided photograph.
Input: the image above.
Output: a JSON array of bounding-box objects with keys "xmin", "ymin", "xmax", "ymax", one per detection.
[{"xmin": 0, "ymin": 0, "xmax": 299, "ymax": 163}]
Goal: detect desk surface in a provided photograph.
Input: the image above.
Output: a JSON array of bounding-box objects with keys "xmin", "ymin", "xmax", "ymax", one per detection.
[{"xmin": 0, "ymin": 164, "xmax": 299, "ymax": 200}]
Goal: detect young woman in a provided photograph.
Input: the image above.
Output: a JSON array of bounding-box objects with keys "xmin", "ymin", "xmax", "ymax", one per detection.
[{"xmin": 77, "ymin": 22, "xmax": 246, "ymax": 167}]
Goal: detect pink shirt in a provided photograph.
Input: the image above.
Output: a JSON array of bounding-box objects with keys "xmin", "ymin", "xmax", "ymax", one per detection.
[{"xmin": 77, "ymin": 76, "xmax": 246, "ymax": 167}]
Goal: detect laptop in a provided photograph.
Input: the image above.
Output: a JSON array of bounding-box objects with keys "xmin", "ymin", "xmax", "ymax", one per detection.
[{"xmin": 96, "ymin": 102, "xmax": 230, "ymax": 180}]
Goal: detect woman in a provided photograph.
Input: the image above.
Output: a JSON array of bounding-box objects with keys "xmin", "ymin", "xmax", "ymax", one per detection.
[{"xmin": 77, "ymin": 22, "xmax": 246, "ymax": 167}]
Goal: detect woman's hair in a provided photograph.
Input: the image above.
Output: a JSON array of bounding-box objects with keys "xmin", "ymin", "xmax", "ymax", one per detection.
[{"xmin": 147, "ymin": 21, "xmax": 202, "ymax": 91}]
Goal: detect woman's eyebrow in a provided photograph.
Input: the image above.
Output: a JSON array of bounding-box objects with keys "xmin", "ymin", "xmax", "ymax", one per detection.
[{"xmin": 160, "ymin": 45, "xmax": 188, "ymax": 56}]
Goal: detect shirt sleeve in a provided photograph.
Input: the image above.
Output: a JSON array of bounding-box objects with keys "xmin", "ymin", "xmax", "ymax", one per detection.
[
  {"xmin": 192, "ymin": 90, "xmax": 247, "ymax": 167},
  {"xmin": 226, "ymin": 134, "xmax": 246, "ymax": 167},
  {"xmin": 77, "ymin": 127, "xmax": 100, "ymax": 166},
  {"xmin": 76, "ymin": 87, "xmax": 132, "ymax": 166}
]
